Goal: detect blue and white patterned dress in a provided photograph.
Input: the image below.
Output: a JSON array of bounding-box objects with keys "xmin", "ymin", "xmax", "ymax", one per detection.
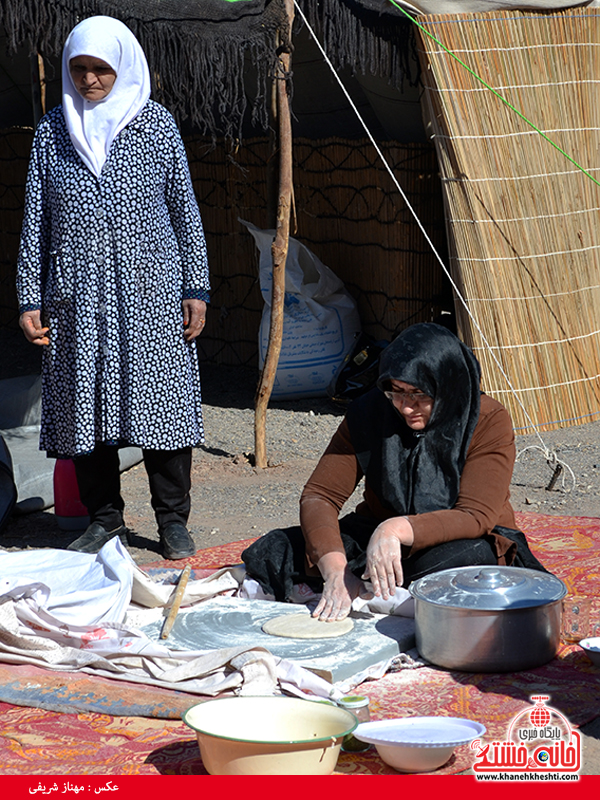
[{"xmin": 17, "ymin": 100, "xmax": 210, "ymax": 458}]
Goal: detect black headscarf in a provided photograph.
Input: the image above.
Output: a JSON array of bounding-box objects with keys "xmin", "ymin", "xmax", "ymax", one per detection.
[{"xmin": 346, "ymin": 323, "xmax": 482, "ymax": 516}]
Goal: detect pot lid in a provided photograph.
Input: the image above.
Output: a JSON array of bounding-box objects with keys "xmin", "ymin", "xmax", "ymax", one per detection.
[{"xmin": 409, "ymin": 566, "xmax": 567, "ymax": 610}]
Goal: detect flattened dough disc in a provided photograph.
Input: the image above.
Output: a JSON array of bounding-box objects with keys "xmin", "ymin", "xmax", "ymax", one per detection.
[{"xmin": 262, "ymin": 613, "xmax": 354, "ymax": 639}]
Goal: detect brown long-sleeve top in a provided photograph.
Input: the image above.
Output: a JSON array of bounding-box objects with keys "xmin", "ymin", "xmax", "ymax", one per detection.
[{"xmin": 300, "ymin": 393, "xmax": 517, "ymax": 569}]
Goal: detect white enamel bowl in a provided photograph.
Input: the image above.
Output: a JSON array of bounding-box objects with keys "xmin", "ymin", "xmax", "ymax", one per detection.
[
  {"xmin": 354, "ymin": 716, "xmax": 486, "ymax": 773},
  {"xmin": 579, "ymin": 637, "xmax": 600, "ymax": 666},
  {"xmin": 183, "ymin": 696, "xmax": 357, "ymax": 775}
]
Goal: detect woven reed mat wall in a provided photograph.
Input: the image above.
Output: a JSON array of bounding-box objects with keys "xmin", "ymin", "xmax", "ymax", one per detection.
[
  {"xmin": 417, "ymin": 8, "xmax": 600, "ymax": 431},
  {"xmin": 167, "ymin": 135, "xmax": 449, "ymax": 364},
  {"xmin": 0, "ymin": 132, "xmax": 448, "ymax": 365}
]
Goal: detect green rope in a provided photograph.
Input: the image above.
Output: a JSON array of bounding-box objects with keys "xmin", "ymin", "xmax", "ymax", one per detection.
[{"xmin": 387, "ymin": 0, "xmax": 600, "ymax": 189}]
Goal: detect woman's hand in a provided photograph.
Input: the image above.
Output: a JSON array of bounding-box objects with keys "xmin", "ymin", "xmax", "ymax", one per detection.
[
  {"xmin": 313, "ymin": 551, "xmax": 369, "ymax": 621},
  {"xmin": 182, "ymin": 299, "xmax": 207, "ymax": 341},
  {"xmin": 362, "ymin": 517, "xmax": 414, "ymax": 600},
  {"xmin": 19, "ymin": 310, "xmax": 49, "ymax": 345}
]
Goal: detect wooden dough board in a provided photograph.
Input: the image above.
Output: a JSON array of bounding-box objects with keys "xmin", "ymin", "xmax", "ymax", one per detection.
[{"xmin": 141, "ymin": 596, "xmax": 416, "ymax": 683}]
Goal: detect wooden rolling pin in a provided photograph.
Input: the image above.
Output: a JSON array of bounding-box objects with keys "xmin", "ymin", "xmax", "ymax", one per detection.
[{"xmin": 160, "ymin": 564, "xmax": 192, "ymax": 640}]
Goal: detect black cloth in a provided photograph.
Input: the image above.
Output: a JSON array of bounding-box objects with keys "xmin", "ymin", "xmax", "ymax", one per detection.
[
  {"xmin": 74, "ymin": 445, "xmax": 192, "ymax": 531},
  {"xmin": 242, "ymin": 515, "xmax": 549, "ymax": 602},
  {"xmin": 0, "ymin": 1, "xmax": 419, "ymax": 139},
  {"xmin": 301, "ymin": 0, "xmax": 419, "ymax": 90},
  {"xmin": 490, "ymin": 525, "xmax": 551, "ymax": 573},
  {"xmin": 346, "ymin": 322, "xmax": 482, "ymax": 516},
  {"xmin": 242, "ymin": 514, "xmax": 499, "ymax": 602},
  {"xmin": 0, "ymin": 0, "xmax": 287, "ymax": 140}
]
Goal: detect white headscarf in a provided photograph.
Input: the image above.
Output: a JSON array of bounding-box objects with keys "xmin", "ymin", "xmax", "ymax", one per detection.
[{"xmin": 61, "ymin": 16, "xmax": 151, "ymax": 177}]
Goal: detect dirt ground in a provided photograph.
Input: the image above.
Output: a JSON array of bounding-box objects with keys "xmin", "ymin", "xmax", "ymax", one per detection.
[
  {"xmin": 4, "ymin": 362, "xmax": 600, "ymax": 561},
  {"xmin": 2, "ymin": 362, "xmax": 600, "ymax": 774}
]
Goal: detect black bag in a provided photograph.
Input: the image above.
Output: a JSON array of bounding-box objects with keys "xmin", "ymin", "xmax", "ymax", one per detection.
[{"xmin": 328, "ymin": 333, "xmax": 388, "ymax": 405}]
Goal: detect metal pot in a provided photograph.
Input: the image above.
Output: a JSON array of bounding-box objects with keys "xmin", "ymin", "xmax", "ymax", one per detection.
[{"xmin": 409, "ymin": 566, "xmax": 567, "ymax": 673}]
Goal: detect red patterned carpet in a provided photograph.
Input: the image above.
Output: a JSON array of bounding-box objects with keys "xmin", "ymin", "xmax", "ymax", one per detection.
[{"xmin": 0, "ymin": 512, "xmax": 599, "ymax": 776}]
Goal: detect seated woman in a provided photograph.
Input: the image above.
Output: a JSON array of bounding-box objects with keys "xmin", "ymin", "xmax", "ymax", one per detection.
[{"xmin": 242, "ymin": 322, "xmax": 548, "ymax": 621}]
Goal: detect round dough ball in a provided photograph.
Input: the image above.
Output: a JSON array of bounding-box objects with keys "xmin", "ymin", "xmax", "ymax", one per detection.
[{"xmin": 262, "ymin": 613, "xmax": 354, "ymax": 639}]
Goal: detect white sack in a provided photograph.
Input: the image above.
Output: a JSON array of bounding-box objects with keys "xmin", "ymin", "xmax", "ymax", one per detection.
[{"xmin": 242, "ymin": 220, "xmax": 361, "ymax": 400}]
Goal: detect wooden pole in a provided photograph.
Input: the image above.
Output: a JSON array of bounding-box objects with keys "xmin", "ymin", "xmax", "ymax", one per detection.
[
  {"xmin": 29, "ymin": 51, "xmax": 46, "ymax": 127},
  {"xmin": 266, "ymin": 73, "xmax": 279, "ymax": 229},
  {"xmin": 254, "ymin": 0, "xmax": 294, "ymax": 469}
]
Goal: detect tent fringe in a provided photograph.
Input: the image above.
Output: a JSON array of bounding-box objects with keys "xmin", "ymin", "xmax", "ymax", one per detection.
[
  {"xmin": 300, "ymin": 0, "xmax": 420, "ymax": 90},
  {"xmin": 0, "ymin": 0, "xmax": 286, "ymax": 141},
  {"xmin": 0, "ymin": 0, "xmax": 418, "ymax": 138}
]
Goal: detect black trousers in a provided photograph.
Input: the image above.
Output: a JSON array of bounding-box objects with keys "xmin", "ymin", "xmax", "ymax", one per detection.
[
  {"xmin": 241, "ymin": 512, "xmax": 545, "ymax": 603},
  {"xmin": 73, "ymin": 444, "xmax": 192, "ymax": 531}
]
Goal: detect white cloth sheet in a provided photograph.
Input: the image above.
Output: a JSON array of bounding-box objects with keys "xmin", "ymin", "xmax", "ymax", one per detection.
[
  {"xmin": 0, "ymin": 541, "xmax": 133, "ymax": 626},
  {"xmin": 0, "ymin": 540, "xmax": 421, "ymax": 699},
  {"xmin": 0, "ymin": 540, "xmax": 340, "ymax": 698}
]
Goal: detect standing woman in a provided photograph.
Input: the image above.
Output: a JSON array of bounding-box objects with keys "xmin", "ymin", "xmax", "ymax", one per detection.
[{"xmin": 17, "ymin": 16, "xmax": 210, "ymax": 560}]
